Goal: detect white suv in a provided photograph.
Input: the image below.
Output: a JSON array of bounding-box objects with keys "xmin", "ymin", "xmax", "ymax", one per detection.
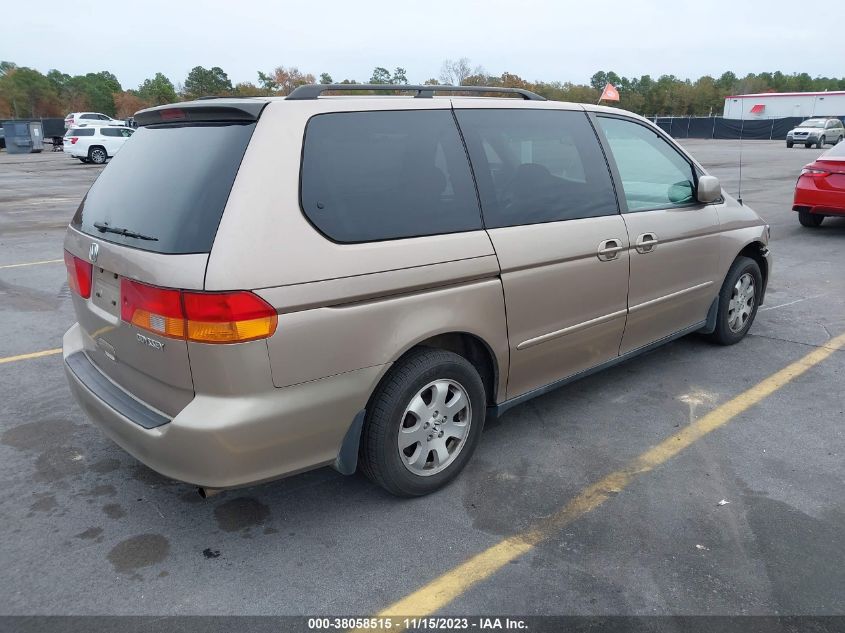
[
  {"xmin": 64, "ymin": 126, "xmax": 134, "ymax": 164},
  {"xmin": 64, "ymin": 112, "xmax": 126, "ymax": 129}
]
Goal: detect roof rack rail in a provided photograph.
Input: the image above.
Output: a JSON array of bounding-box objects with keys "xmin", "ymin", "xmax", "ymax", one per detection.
[{"xmin": 286, "ymin": 84, "xmax": 546, "ymax": 101}]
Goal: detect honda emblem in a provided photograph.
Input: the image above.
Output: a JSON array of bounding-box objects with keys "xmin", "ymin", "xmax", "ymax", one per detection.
[{"xmin": 89, "ymin": 243, "xmax": 99, "ymax": 263}]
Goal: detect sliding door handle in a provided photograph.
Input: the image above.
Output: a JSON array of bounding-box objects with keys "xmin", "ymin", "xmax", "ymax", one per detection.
[{"xmin": 597, "ymin": 239, "xmax": 625, "ymax": 261}]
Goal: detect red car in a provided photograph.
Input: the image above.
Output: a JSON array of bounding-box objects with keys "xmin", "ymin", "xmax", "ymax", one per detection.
[{"xmin": 793, "ymin": 140, "xmax": 845, "ymax": 227}]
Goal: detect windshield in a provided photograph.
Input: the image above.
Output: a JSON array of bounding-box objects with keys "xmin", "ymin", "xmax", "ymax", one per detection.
[
  {"xmin": 71, "ymin": 122, "xmax": 255, "ymax": 254},
  {"xmin": 799, "ymin": 120, "xmax": 826, "ymax": 128}
]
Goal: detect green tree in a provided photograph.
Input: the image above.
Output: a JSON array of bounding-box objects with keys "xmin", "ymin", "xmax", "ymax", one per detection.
[
  {"xmin": 183, "ymin": 66, "xmax": 232, "ymax": 99},
  {"xmin": 233, "ymin": 81, "xmax": 263, "ymax": 96},
  {"xmin": 138, "ymin": 72, "xmax": 177, "ymax": 105},
  {"xmin": 370, "ymin": 67, "xmax": 392, "ymax": 84},
  {"xmin": 256, "ymin": 66, "xmax": 314, "ymax": 95},
  {"xmin": 0, "ymin": 61, "xmax": 17, "ymax": 77},
  {"xmin": 391, "ymin": 67, "xmax": 408, "ymax": 84},
  {"xmin": 319, "ymin": 73, "xmax": 333, "ymax": 84},
  {"xmin": 0, "ymin": 66, "xmax": 58, "ymax": 117}
]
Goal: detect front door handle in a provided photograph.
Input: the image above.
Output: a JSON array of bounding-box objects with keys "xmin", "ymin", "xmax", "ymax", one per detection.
[
  {"xmin": 597, "ymin": 238, "xmax": 625, "ymax": 262},
  {"xmin": 635, "ymin": 233, "xmax": 659, "ymax": 254}
]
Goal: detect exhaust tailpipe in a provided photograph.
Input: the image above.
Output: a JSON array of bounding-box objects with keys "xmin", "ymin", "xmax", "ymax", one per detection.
[{"xmin": 197, "ymin": 486, "xmax": 222, "ymax": 499}]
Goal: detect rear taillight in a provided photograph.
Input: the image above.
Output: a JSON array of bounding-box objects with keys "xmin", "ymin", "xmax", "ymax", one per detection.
[
  {"xmin": 182, "ymin": 291, "xmax": 278, "ymax": 343},
  {"xmin": 800, "ymin": 168, "xmax": 829, "ymax": 177},
  {"xmin": 121, "ymin": 280, "xmax": 185, "ymax": 338},
  {"xmin": 70, "ymin": 137, "xmax": 78, "ymax": 144},
  {"xmin": 64, "ymin": 251, "xmax": 92, "ymax": 299},
  {"xmin": 120, "ymin": 279, "xmax": 277, "ymax": 344}
]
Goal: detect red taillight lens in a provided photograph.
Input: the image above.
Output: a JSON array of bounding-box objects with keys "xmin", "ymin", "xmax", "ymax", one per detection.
[
  {"xmin": 183, "ymin": 291, "xmax": 278, "ymax": 343},
  {"xmin": 70, "ymin": 137, "xmax": 78, "ymax": 144},
  {"xmin": 64, "ymin": 250, "xmax": 92, "ymax": 299},
  {"xmin": 159, "ymin": 108, "xmax": 185, "ymax": 121},
  {"xmin": 119, "ymin": 280, "xmax": 277, "ymax": 344},
  {"xmin": 121, "ymin": 279, "xmax": 185, "ymax": 338}
]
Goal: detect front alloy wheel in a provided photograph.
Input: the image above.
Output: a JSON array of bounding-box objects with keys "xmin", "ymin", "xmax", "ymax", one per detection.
[
  {"xmin": 707, "ymin": 256, "xmax": 762, "ymax": 345},
  {"xmin": 728, "ymin": 273, "xmax": 755, "ymax": 333}
]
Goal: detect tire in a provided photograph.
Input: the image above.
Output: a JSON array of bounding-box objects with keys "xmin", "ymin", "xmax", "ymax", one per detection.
[
  {"xmin": 805, "ymin": 142, "xmax": 813, "ymax": 148},
  {"xmin": 359, "ymin": 348, "xmax": 486, "ymax": 497},
  {"xmin": 707, "ymin": 256, "xmax": 762, "ymax": 346},
  {"xmin": 89, "ymin": 146, "xmax": 107, "ymax": 165},
  {"xmin": 816, "ymin": 136, "xmax": 825, "ymax": 149},
  {"xmin": 77, "ymin": 158, "xmax": 89, "ymax": 163},
  {"xmin": 786, "ymin": 141, "xmax": 793, "ymax": 148},
  {"xmin": 798, "ymin": 210, "xmax": 824, "ymax": 227},
  {"xmin": 837, "ymin": 135, "xmax": 844, "ymax": 145}
]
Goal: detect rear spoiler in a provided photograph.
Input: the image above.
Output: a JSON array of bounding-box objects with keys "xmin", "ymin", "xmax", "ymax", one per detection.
[{"xmin": 134, "ymin": 99, "xmax": 268, "ymax": 127}]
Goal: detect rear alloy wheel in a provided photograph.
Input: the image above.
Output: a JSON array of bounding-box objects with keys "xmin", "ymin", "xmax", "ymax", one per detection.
[
  {"xmin": 89, "ymin": 147, "xmax": 107, "ymax": 165},
  {"xmin": 816, "ymin": 136, "xmax": 825, "ymax": 149},
  {"xmin": 359, "ymin": 348, "xmax": 486, "ymax": 496},
  {"xmin": 707, "ymin": 256, "xmax": 762, "ymax": 346},
  {"xmin": 798, "ymin": 210, "xmax": 824, "ymax": 227}
]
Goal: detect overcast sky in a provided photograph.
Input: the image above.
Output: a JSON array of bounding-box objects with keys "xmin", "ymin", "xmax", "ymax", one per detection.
[{"xmin": 11, "ymin": 0, "xmax": 845, "ymax": 89}]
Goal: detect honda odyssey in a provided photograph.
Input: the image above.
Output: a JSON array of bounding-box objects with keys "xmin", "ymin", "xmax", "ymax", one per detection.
[{"xmin": 63, "ymin": 84, "xmax": 771, "ymax": 497}]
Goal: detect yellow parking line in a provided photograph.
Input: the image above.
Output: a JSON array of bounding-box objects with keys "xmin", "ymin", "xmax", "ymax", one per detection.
[
  {"xmin": 369, "ymin": 332, "xmax": 845, "ymax": 625},
  {"xmin": 0, "ymin": 258, "xmax": 63, "ymax": 270},
  {"xmin": 0, "ymin": 348, "xmax": 62, "ymax": 365}
]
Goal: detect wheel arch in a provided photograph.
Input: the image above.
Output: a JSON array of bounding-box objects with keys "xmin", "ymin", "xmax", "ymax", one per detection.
[
  {"xmin": 737, "ymin": 240, "xmax": 769, "ymax": 296},
  {"xmin": 88, "ymin": 144, "xmax": 108, "ymax": 159},
  {"xmin": 386, "ymin": 331, "xmax": 501, "ymax": 408},
  {"xmin": 335, "ymin": 330, "xmax": 502, "ymax": 478}
]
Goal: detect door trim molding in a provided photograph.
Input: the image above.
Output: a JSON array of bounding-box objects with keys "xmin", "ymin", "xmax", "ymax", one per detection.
[
  {"xmin": 491, "ymin": 318, "xmax": 708, "ymax": 419},
  {"xmin": 629, "ymin": 280, "xmax": 713, "ymax": 314},
  {"xmin": 516, "ymin": 309, "xmax": 628, "ymax": 351}
]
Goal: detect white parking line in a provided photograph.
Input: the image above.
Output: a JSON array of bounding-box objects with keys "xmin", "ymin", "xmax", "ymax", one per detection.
[
  {"xmin": 0, "ymin": 258, "xmax": 63, "ymax": 270},
  {"xmin": 760, "ymin": 293, "xmax": 829, "ymax": 312}
]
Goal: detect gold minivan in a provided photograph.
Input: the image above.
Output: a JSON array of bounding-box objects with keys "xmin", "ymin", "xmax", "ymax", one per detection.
[{"xmin": 63, "ymin": 85, "xmax": 771, "ymax": 497}]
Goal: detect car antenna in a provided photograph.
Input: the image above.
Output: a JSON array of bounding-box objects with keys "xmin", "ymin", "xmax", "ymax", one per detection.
[{"xmin": 737, "ymin": 105, "xmax": 745, "ymax": 205}]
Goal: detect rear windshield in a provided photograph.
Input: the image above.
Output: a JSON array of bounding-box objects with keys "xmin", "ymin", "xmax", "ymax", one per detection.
[{"xmin": 71, "ymin": 122, "xmax": 255, "ymax": 254}]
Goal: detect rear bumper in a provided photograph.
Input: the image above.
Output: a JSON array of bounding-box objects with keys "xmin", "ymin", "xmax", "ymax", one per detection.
[
  {"xmin": 63, "ymin": 322, "xmax": 384, "ymax": 489},
  {"xmin": 794, "ymin": 181, "xmax": 845, "ymax": 216}
]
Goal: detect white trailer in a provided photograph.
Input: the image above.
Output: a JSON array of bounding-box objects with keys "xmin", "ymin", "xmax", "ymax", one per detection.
[{"xmin": 723, "ymin": 91, "xmax": 845, "ymax": 119}]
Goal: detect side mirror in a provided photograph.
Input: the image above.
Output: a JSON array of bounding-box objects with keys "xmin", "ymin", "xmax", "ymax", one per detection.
[{"xmin": 696, "ymin": 175, "xmax": 721, "ymax": 203}]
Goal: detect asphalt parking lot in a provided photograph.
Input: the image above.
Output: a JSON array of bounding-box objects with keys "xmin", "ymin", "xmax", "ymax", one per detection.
[{"xmin": 1, "ymin": 141, "xmax": 843, "ymax": 619}]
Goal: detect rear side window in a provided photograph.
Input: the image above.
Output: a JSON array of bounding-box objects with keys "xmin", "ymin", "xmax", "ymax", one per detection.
[
  {"xmin": 101, "ymin": 128, "xmax": 121, "ymax": 137},
  {"xmin": 70, "ymin": 128, "xmax": 95, "ymax": 136},
  {"xmin": 300, "ymin": 110, "xmax": 481, "ymax": 243},
  {"xmin": 72, "ymin": 122, "xmax": 255, "ymax": 254},
  {"xmin": 454, "ymin": 109, "xmax": 618, "ymax": 228}
]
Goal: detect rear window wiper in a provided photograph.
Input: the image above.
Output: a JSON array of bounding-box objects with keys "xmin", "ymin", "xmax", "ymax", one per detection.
[{"xmin": 93, "ymin": 222, "xmax": 159, "ymax": 241}]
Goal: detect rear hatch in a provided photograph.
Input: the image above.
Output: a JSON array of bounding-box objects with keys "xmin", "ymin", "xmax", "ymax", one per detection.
[{"xmin": 64, "ymin": 101, "xmax": 265, "ymax": 416}]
